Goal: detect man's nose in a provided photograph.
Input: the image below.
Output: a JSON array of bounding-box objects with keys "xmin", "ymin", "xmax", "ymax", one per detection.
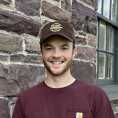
[{"xmin": 53, "ymin": 49, "xmax": 61, "ymax": 57}]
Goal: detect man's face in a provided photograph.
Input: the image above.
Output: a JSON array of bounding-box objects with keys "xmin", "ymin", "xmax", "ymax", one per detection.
[{"xmin": 41, "ymin": 36, "xmax": 75, "ymax": 76}]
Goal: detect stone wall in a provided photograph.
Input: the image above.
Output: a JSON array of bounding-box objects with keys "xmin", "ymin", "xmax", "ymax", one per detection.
[{"xmin": 0, "ymin": 0, "xmax": 117, "ymax": 118}]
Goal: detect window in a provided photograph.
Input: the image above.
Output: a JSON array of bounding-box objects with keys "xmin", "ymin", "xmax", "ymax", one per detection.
[
  {"xmin": 97, "ymin": 20, "xmax": 114, "ymax": 81},
  {"xmin": 97, "ymin": 0, "xmax": 118, "ymax": 24},
  {"xmin": 97, "ymin": 0, "xmax": 118, "ymax": 84}
]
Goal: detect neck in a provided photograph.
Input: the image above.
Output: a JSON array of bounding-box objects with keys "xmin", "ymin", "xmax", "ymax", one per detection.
[{"xmin": 44, "ymin": 69, "xmax": 76, "ymax": 88}]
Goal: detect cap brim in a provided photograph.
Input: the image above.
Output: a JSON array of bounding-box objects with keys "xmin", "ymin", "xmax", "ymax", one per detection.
[{"xmin": 40, "ymin": 33, "xmax": 72, "ymax": 44}]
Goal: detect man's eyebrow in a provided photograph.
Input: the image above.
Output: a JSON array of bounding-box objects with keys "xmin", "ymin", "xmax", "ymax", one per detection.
[
  {"xmin": 61, "ymin": 43, "xmax": 70, "ymax": 46},
  {"xmin": 43, "ymin": 43, "xmax": 52, "ymax": 47}
]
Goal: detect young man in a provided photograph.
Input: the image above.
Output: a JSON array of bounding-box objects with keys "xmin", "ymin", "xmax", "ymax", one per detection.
[{"xmin": 12, "ymin": 21, "xmax": 115, "ymax": 118}]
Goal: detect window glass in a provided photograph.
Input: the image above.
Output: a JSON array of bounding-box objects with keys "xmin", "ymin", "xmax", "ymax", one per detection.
[
  {"xmin": 98, "ymin": 21, "xmax": 106, "ymax": 51},
  {"xmin": 111, "ymin": 0, "xmax": 118, "ymax": 23},
  {"xmin": 103, "ymin": 0, "xmax": 110, "ymax": 18},
  {"xmin": 97, "ymin": 0, "xmax": 102, "ymax": 13},
  {"xmin": 106, "ymin": 25, "xmax": 114, "ymax": 52},
  {"xmin": 105, "ymin": 54, "xmax": 113, "ymax": 80},
  {"xmin": 97, "ymin": 52, "xmax": 106, "ymax": 79},
  {"xmin": 97, "ymin": 53, "xmax": 113, "ymax": 80}
]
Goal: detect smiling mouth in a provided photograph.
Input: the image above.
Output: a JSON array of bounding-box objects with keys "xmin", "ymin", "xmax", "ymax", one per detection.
[{"xmin": 49, "ymin": 61, "xmax": 64, "ymax": 64}]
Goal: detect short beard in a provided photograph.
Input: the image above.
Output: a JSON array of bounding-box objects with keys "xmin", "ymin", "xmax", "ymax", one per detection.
[{"xmin": 43, "ymin": 59, "xmax": 72, "ymax": 77}]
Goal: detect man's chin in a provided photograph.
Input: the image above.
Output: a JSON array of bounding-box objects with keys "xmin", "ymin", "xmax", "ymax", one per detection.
[
  {"xmin": 48, "ymin": 70, "xmax": 65, "ymax": 76},
  {"xmin": 46, "ymin": 68, "xmax": 69, "ymax": 76}
]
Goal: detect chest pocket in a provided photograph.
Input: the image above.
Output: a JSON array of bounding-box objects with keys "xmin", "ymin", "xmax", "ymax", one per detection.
[{"xmin": 67, "ymin": 107, "xmax": 92, "ymax": 118}]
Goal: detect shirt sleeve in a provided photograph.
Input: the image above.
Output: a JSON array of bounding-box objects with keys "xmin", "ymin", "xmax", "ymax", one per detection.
[
  {"xmin": 92, "ymin": 87, "xmax": 115, "ymax": 118},
  {"xmin": 12, "ymin": 96, "xmax": 25, "ymax": 118}
]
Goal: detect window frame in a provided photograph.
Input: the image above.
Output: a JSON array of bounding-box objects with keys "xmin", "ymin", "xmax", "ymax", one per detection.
[
  {"xmin": 96, "ymin": 15, "xmax": 118, "ymax": 85},
  {"xmin": 97, "ymin": 0, "xmax": 118, "ymax": 85}
]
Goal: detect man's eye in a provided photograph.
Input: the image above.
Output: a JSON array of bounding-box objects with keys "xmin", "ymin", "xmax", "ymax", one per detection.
[
  {"xmin": 62, "ymin": 47, "xmax": 69, "ymax": 50},
  {"xmin": 45, "ymin": 47, "xmax": 53, "ymax": 50}
]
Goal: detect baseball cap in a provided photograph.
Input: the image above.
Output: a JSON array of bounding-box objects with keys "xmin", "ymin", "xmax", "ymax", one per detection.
[{"xmin": 39, "ymin": 21, "xmax": 75, "ymax": 44}]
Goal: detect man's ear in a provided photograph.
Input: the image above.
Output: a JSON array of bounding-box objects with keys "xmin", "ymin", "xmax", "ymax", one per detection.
[{"xmin": 72, "ymin": 47, "xmax": 77, "ymax": 59}]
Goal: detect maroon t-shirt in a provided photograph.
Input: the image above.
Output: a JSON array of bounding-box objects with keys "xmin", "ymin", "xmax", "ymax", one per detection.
[{"xmin": 12, "ymin": 80, "xmax": 115, "ymax": 118}]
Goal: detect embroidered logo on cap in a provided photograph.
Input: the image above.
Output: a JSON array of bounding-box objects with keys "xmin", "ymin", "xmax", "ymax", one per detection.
[
  {"xmin": 76, "ymin": 112, "xmax": 83, "ymax": 118},
  {"xmin": 50, "ymin": 22, "xmax": 63, "ymax": 32}
]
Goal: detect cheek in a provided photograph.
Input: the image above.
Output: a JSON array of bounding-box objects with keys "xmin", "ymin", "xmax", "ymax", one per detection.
[
  {"xmin": 64, "ymin": 52, "xmax": 73, "ymax": 59},
  {"xmin": 41, "ymin": 52, "xmax": 47, "ymax": 59},
  {"xmin": 42, "ymin": 52, "xmax": 52, "ymax": 60}
]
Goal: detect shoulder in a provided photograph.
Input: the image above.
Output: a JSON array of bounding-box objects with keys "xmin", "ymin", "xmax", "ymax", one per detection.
[
  {"xmin": 17, "ymin": 82, "xmax": 44, "ymax": 101},
  {"xmin": 78, "ymin": 80, "xmax": 108, "ymax": 98},
  {"xmin": 78, "ymin": 81, "xmax": 113, "ymax": 111},
  {"xmin": 79, "ymin": 81, "xmax": 111, "ymax": 108}
]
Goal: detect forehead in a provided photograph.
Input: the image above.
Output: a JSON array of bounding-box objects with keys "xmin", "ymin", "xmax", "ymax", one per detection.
[{"xmin": 43, "ymin": 35, "xmax": 71, "ymax": 45}]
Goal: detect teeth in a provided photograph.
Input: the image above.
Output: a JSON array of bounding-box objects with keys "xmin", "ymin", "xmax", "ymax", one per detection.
[
  {"xmin": 50, "ymin": 61, "xmax": 63, "ymax": 64},
  {"xmin": 53, "ymin": 62, "xmax": 62, "ymax": 64}
]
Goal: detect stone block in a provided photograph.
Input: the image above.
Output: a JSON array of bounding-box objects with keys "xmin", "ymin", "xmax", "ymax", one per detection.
[
  {"xmin": 8, "ymin": 64, "xmax": 45, "ymax": 93},
  {"xmin": 0, "ymin": 63, "xmax": 45, "ymax": 95},
  {"xmin": 0, "ymin": 77, "xmax": 18, "ymax": 96},
  {"xmin": 87, "ymin": 33, "xmax": 96, "ymax": 47},
  {"xmin": 0, "ymin": 98, "xmax": 10, "ymax": 118},
  {"xmin": 15, "ymin": 0, "xmax": 41, "ymax": 16},
  {"xmin": 79, "ymin": 0, "xmax": 97, "ymax": 9},
  {"xmin": 42, "ymin": 0, "xmax": 71, "ymax": 22},
  {"xmin": 72, "ymin": 0, "xmax": 97, "ymax": 34},
  {"xmin": 75, "ymin": 46, "xmax": 96, "ymax": 62},
  {"xmin": 0, "ymin": 63, "xmax": 9, "ymax": 80},
  {"xmin": 0, "ymin": 9, "xmax": 41, "ymax": 36},
  {"xmin": 43, "ymin": 0, "xmax": 60, "ymax": 6},
  {"xmin": 71, "ymin": 60, "xmax": 96, "ymax": 84},
  {"xmin": 75, "ymin": 35, "xmax": 87, "ymax": 45},
  {"xmin": 10, "ymin": 54, "xmax": 42, "ymax": 64},
  {"xmin": 0, "ymin": 54, "xmax": 10, "ymax": 62},
  {"xmin": 0, "ymin": 30, "xmax": 22, "ymax": 53},
  {"xmin": 42, "ymin": 0, "xmax": 72, "ymax": 12},
  {"xmin": 0, "ymin": 63, "xmax": 19, "ymax": 96},
  {"xmin": 0, "ymin": 0, "xmax": 15, "ymax": 11},
  {"xmin": 22, "ymin": 33, "xmax": 40, "ymax": 53},
  {"xmin": 61, "ymin": 0, "xmax": 72, "ymax": 12},
  {"xmin": 0, "ymin": 0, "xmax": 11, "ymax": 5}
]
